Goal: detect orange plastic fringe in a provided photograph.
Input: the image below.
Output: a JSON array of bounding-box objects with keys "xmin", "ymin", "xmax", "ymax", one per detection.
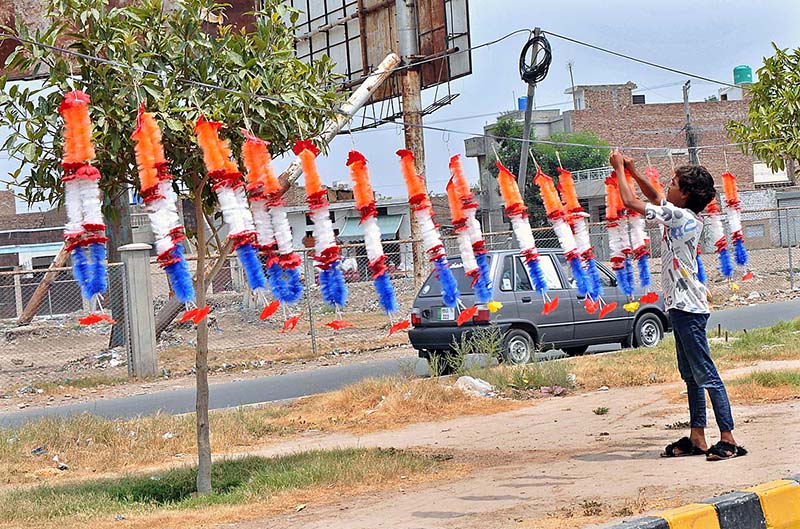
[
  {"xmin": 347, "ymin": 151, "xmax": 374, "ymax": 210},
  {"xmin": 194, "ymin": 117, "xmax": 228, "ymax": 173},
  {"xmin": 449, "ymin": 154, "xmax": 472, "ymax": 201},
  {"xmin": 397, "ymin": 150, "xmax": 430, "ymax": 209},
  {"xmin": 556, "ymin": 168, "xmax": 581, "ymax": 212},
  {"xmin": 446, "ymin": 178, "xmax": 466, "ymax": 224},
  {"xmin": 644, "ymin": 167, "xmax": 664, "ymax": 196},
  {"xmin": 131, "ymin": 109, "xmax": 162, "ymax": 193},
  {"xmin": 533, "ymin": 168, "xmax": 564, "ymax": 217},
  {"xmin": 496, "ymin": 161, "xmax": 523, "ymax": 210},
  {"xmin": 241, "ymin": 134, "xmax": 278, "ymax": 193},
  {"xmin": 721, "ymin": 171, "xmax": 740, "ymax": 205},
  {"xmin": 605, "ymin": 176, "xmax": 623, "ymax": 221},
  {"xmin": 298, "ymin": 149, "xmax": 324, "ymax": 196},
  {"xmin": 59, "ymin": 91, "xmax": 95, "ymax": 164}
]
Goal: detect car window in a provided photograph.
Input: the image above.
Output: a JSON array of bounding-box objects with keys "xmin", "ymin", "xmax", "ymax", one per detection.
[
  {"xmin": 514, "ymin": 259, "xmax": 532, "ymax": 291},
  {"xmin": 557, "ymin": 254, "xmax": 616, "ymax": 289},
  {"xmin": 500, "ymin": 255, "xmax": 514, "ymax": 292},
  {"xmin": 418, "ymin": 255, "xmax": 494, "ymax": 297},
  {"xmin": 515, "ymin": 255, "xmax": 563, "ymax": 290}
]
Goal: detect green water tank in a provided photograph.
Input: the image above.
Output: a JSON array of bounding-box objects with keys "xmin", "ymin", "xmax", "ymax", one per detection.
[{"xmin": 734, "ymin": 65, "xmax": 753, "ymax": 85}]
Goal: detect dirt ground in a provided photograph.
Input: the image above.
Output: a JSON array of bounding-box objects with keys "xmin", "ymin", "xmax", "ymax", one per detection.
[{"xmin": 220, "ymin": 361, "xmax": 800, "ymax": 529}]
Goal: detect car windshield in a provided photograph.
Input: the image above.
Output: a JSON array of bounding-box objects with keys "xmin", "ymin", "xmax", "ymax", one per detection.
[{"xmin": 417, "ymin": 256, "xmax": 493, "ymax": 297}]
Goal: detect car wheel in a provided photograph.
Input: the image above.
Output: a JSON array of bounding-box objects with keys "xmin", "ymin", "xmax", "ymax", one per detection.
[
  {"xmin": 503, "ymin": 329, "xmax": 534, "ymax": 365},
  {"xmin": 634, "ymin": 313, "xmax": 664, "ymax": 348},
  {"xmin": 563, "ymin": 345, "xmax": 589, "ymax": 356}
]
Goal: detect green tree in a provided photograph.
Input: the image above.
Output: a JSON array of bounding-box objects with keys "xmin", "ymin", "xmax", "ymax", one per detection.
[
  {"xmin": 486, "ymin": 116, "xmax": 610, "ymax": 226},
  {"xmin": 0, "ymin": 0, "xmax": 340, "ymax": 495},
  {"xmin": 727, "ymin": 44, "xmax": 800, "ymax": 179}
]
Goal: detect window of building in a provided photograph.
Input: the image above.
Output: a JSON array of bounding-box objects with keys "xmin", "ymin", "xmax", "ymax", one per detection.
[
  {"xmin": 377, "ymin": 207, "xmax": 388, "ymax": 216},
  {"xmin": 744, "ymin": 224, "xmax": 765, "ymax": 239}
]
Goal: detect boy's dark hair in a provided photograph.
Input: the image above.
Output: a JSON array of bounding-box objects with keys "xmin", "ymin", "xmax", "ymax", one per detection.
[{"xmin": 676, "ymin": 164, "xmax": 716, "ymax": 213}]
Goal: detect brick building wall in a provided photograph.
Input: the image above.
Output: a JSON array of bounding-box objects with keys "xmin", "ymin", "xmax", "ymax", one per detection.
[
  {"xmin": 567, "ymin": 83, "xmax": 754, "ymax": 189},
  {"xmin": 0, "ymin": 191, "xmax": 15, "ymax": 216}
]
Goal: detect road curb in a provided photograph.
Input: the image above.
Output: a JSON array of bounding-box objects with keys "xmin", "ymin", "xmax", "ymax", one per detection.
[{"xmin": 609, "ymin": 475, "xmax": 800, "ymax": 529}]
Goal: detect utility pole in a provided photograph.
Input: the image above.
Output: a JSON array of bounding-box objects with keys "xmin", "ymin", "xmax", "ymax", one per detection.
[
  {"xmin": 395, "ymin": 0, "xmax": 427, "ymax": 287},
  {"xmin": 567, "ymin": 60, "xmax": 577, "ymax": 111},
  {"xmin": 517, "ymin": 27, "xmax": 542, "ymax": 194},
  {"xmin": 683, "ymin": 80, "xmax": 698, "ymax": 165}
]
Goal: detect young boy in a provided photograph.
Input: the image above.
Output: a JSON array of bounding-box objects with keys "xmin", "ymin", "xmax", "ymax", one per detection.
[{"xmin": 609, "ymin": 150, "xmax": 747, "ymax": 461}]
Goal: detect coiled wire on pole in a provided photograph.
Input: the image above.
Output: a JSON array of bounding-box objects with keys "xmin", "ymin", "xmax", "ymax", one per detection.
[{"xmin": 519, "ymin": 33, "xmax": 552, "ymax": 84}]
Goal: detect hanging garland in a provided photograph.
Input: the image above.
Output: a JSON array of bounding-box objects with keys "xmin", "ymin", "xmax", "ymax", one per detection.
[
  {"xmin": 704, "ymin": 197, "xmax": 734, "ymax": 280},
  {"xmin": 241, "ymin": 132, "xmax": 304, "ymax": 318},
  {"xmin": 58, "ymin": 90, "xmax": 111, "ymax": 325},
  {"xmin": 623, "ymin": 169, "xmax": 654, "ymax": 303},
  {"xmin": 295, "ymin": 140, "xmax": 349, "ymax": 324},
  {"xmin": 605, "ymin": 175, "xmax": 635, "ymax": 299},
  {"xmin": 131, "ymin": 104, "xmax": 203, "ymax": 323},
  {"xmin": 721, "ymin": 171, "xmax": 752, "ymax": 280},
  {"xmin": 555, "ymin": 166, "xmax": 609, "ymax": 315},
  {"xmin": 194, "ymin": 116, "xmax": 268, "ymax": 298},
  {"xmin": 449, "ymin": 154, "xmax": 492, "ymax": 304},
  {"xmin": 397, "ymin": 149, "xmax": 460, "ymax": 308},
  {"xmin": 496, "ymin": 160, "xmax": 557, "ymax": 314},
  {"xmin": 346, "ymin": 150, "xmax": 401, "ymax": 323}
]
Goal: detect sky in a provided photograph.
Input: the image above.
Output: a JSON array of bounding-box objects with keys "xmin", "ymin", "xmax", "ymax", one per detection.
[
  {"xmin": 2, "ymin": 0, "xmax": 799, "ymax": 212},
  {"xmin": 284, "ymin": 0, "xmax": 800, "ymax": 199}
]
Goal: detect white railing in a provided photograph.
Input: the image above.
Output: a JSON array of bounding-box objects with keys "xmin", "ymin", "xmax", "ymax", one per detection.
[{"xmin": 572, "ymin": 166, "xmax": 613, "ymax": 182}]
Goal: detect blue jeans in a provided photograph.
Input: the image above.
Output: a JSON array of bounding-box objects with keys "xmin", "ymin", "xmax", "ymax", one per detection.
[{"xmin": 669, "ymin": 309, "xmax": 735, "ymax": 432}]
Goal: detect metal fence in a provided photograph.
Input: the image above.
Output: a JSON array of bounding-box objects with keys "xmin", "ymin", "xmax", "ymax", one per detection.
[{"xmin": 2, "ymin": 207, "xmax": 799, "ymax": 394}]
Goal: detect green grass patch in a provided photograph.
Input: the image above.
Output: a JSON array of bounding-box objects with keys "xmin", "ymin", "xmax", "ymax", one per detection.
[
  {"xmin": 17, "ymin": 375, "xmax": 128, "ymax": 394},
  {"xmin": 731, "ymin": 369, "xmax": 800, "ymax": 388},
  {"xmin": 468, "ymin": 361, "xmax": 572, "ymax": 398},
  {"xmin": 0, "ymin": 448, "xmax": 437, "ymax": 525}
]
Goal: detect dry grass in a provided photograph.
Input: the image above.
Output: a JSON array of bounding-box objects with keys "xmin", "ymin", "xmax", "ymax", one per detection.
[
  {"xmin": 726, "ymin": 369, "xmax": 800, "ymax": 404},
  {"xmin": 567, "ymin": 318, "xmax": 800, "ymax": 389},
  {"xmin": 0, "ymin": 448, "xmax": 451, "ymax": 529},
  {"xmin": 0, "ymin": 377, "xmax": 513, "ymax": 485}
]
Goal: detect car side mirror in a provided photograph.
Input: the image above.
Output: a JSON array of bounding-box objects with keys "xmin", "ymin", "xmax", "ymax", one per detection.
[{"xmin": 609, "ymin": 277, "xmax": 618, "ymax": 287}]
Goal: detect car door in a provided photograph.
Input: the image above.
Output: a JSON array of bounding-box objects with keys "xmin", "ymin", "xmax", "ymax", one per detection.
[
  {"xmin": 495, "ymin": 254, "xmax": 520, "ymax": 319},
  {"xmin": 557, "ymin": 253, "xmax": 634, "ymax": 341},
  {"xmin": 514, "ymin": 254, "xmax": 574, "ymax": 347}
]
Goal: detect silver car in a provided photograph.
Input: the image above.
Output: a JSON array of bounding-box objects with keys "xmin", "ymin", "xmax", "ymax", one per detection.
[{"xmin": 409, "ymin": 248, "xmax": 669, "ymax": 365}]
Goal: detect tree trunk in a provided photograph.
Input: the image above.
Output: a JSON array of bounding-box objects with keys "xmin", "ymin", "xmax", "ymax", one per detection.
[
  {"xmin": 16, "ymin": 246, "xmax": 69, "ymax": 325},
  {"xmin": 108, "ymin": 192, "xmax": 133, "ymax": 348},
  {"xmin": 193, "ymin": 192, "xmax": 212, "ymax": 495}
]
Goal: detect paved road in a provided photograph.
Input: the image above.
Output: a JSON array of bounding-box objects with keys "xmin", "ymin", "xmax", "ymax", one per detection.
[{"xmin": 1, "ymin": 299, "xmax": 797, "ymax": 428}]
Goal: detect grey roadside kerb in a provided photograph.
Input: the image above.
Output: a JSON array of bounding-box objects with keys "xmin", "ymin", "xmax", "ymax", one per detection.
[{"xmin": 607, "ymin": 474, "xmax": 800, "ymax": 529}]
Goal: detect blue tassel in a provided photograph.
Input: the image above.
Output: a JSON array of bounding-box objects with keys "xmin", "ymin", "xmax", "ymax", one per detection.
[
  {"xmin": 71, "ymin": 247, "xmax": 92, "ymax": 300},
  {"xmin": 320, "ymin": 261, "xmax": 348, "ymax": 308},
  {"xmin": 433, "ymin": 256, "xmax": 459, "ymax": 307},
  {"xmin": 267, "ymin": 262, "xmax": 287, "ymax": 302},
  {"xmin": 718, "ymin": 247, "xmax": 734, "ymax": 278},
  {"xmin": 569, "ymin": 257, "xmax": 590, "ymax": 297},
  {"xmin": 474, "ymin": 252, "xmax": 493, "ymax": 304},
  {"xmin": 696, "ymin": 253, "xmax": 707, "ymax": 284},
  {"xmin": 638, "ymin": 254, "xmax": 652, "ymax": 289},
  {"xmin": 623, "ymin": 258, "xmax": 635, "ymax": 294},
  {"xmin": 88, "ymin": 242, "xmax": 108, "ymax": 297},
  {"xmin": 284, "ymin": 267, "xmax": 304, "ymax": 304},
  {"xmin": 373, "ymin": 272, "xmax": 398, "ymax": 314},
  {"xmin": 733, "ymin": 238, "xmax": 749, "ymax": 267},
  {"xmin": 525, "ymin": 258, "xmax": 548, "ymax": 295},
  {"xmin": 615, "ymin": 267, "xmax": 631, "ymax": 296},
  {"xmin": 236, "ymin": 243, "xmax": 268, "ymax": 291},
  {"xmin": 586, "ymin": 258, "xmax": 604, "ymax": 300},
  {"xmin": 164, "ymin": 244, "xmax": 195, "ymax": 304}
]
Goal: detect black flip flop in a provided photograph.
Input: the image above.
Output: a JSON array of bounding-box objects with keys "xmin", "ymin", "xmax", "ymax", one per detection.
[
  {"xmin": 660, "ymin": 436, "xmax": 707, "ymax": 458},
  {"xmin": 706, "ymin": 441, "xmax": 748, "ymax": 461}
]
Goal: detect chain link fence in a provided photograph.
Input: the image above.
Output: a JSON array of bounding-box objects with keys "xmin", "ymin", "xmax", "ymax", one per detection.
[
  {"xmin": 2, "ymin": 207, "xmax": 799, "ymax": 394},
  {"xmin": 0, "ymin": 263, "xmax": 129, "ymax": 396}
]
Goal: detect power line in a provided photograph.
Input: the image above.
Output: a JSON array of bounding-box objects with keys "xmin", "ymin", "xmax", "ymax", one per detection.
[
  {"xmin": 0, "ymin": 31, "xmax": 783, "ymax": 154},
  {"xmin": 542, "ymin": 30, "xmax": 738, "ymax": 88}
]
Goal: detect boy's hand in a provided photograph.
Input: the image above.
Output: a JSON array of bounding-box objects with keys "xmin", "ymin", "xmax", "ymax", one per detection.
[
  {"xmin": 609, "ymin": 150, "xmax": 625, "ymax": 170},
  {"xmin": 623, "ymin": 156, "xmax": 636, "ymax": 173}
]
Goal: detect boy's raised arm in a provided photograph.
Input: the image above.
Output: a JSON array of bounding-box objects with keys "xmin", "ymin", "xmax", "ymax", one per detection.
[
  {"xmin": 610, "ymin": 150, "xmax": 647, "ymax": 216},
  {"xmin": 624, "ymin": 156, "xmax": 664, "ymax": 205}
]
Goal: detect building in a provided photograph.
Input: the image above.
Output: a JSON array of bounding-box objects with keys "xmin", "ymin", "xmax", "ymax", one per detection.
[
  {"xmin": 0, "ymin": 190, "xmax": 65, "ymax": 271},
  {"xmin": 466, "ymin": 73, "xmax": 795, "ymax": 251}
]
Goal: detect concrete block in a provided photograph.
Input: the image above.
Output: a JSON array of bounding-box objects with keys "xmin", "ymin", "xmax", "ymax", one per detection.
[{"xmin": 703, "ymin": 491, "xmax": 765, "ymax": 529}]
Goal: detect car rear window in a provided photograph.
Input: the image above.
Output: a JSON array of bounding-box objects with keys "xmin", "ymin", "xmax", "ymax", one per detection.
[{"xmin": 417, "ymin": 256, "xmax": 493, "ymax": 297}]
